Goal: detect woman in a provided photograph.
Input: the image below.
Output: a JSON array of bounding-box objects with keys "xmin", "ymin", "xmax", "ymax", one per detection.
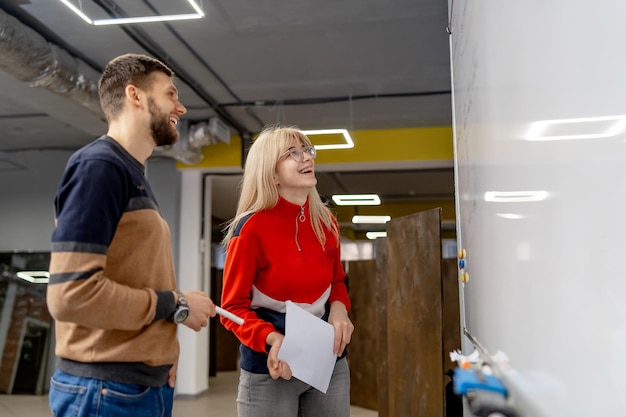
[{"xmin": 221, "ymin": 126, "xmax": 354, "ymax": 417}]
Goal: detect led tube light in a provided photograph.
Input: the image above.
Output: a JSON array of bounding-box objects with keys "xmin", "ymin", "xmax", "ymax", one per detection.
[
  {"xmin": 332, "ymin": 194, "xmax": 381, "ymax": 206},
  {"xmin": 303, "ymin": 129, "xmax": 354, "ymax": 150},
  {"xmin": 58, "ymin": 0, "xmax": 204, "ymax": 25},
  {"xmin": 352, "ymin": 215, "xmax": 391, "ymax": 224}
]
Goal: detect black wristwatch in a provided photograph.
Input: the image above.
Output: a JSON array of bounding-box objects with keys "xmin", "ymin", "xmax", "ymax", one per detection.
[{"xmin": 170, "ymin": 290, "xmax": 190, "ymax": 324}]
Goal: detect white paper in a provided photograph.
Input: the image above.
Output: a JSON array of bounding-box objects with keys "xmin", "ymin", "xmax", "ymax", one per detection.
[{"xmin": 277, "ymin": 301, "xmax": 336, "ymax": 393}]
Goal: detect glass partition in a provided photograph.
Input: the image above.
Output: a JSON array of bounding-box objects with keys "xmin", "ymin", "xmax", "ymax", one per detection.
[{"xmin": 0, "ymin": 252, "xmax": 52, "ymax": 395}]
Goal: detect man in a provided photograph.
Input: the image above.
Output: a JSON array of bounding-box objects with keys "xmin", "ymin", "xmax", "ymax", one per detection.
[{"xmin": 46, "ymin": 53, "xmax": 216, "ymax": 417}]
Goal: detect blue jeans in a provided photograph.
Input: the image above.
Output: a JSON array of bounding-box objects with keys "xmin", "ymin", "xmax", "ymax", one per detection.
[
  {"xmin": 49, "ymin": 369, "xmax": 174, "ymax": 417},
  {"xmin": 237, "ymin": 357, "xmax": 350, "ymax": 417}
]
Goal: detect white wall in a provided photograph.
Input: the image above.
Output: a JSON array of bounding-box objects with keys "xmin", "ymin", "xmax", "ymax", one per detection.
[
  {"xmin": 0, "ymin": 151, "xmax": 181, "ymax": 257},
  {"xmin": 450, "ymin": 1, "xmax": 626, "ymax": 416},
  {"xmin": 147, "ymin": 157, "xmax": 182, "ymax": 267},
  {"xmin": 176, "ymin": 170, "xmax": 210, "ymax": 395},
  {"xmin": 0, "ymin": 150, "xmax": 70, "ymax": 251}
]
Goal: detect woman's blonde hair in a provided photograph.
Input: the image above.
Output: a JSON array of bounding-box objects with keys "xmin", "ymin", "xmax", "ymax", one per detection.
[{"xmin": 222, "ymin": 125, "xmax": 340, "ymax": 248}]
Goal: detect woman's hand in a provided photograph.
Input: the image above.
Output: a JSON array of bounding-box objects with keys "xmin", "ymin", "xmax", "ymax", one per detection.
[
  {"xmin": 328, "ymin": 301, "xmax": 354, "ymax": 356},
  {"xmin": 266, "ymin": 331, "xmax": 292, "ymax": 380}
]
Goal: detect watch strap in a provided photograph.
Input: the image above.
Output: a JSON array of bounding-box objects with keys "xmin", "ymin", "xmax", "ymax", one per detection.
[{"xmin": 175, "ymin": 290, "xmax": 188, "ymax": 307}]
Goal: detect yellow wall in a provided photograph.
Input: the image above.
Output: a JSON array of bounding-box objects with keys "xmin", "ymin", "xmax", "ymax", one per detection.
[
  {"xmin": 177, "ymin": 126, "xmax": 455, "ymax": 239},
  {"xmin": 315, "ymin": 127, "xmax": 453, "ymax": 165},
  {"xmin": 177, "ymin": 126, "xmax": 453, "ymax": 169}
]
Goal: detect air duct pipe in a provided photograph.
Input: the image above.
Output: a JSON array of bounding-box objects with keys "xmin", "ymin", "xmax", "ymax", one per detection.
[
  {"xmin": 0, "ymin": 8, "xmax": 102, "ymax": 116},
  {"xmin": 0, "ymin": 8, "xmax": 208, "ymax": 163}
]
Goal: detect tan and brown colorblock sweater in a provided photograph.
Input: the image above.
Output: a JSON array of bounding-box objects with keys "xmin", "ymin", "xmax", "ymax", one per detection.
[{"xmin": 47, "ymin": 136, "xmax": 178, "ymax": 387}]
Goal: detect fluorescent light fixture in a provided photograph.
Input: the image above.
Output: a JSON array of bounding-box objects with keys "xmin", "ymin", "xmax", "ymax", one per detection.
[
  {"xmin": 93, "ymin": 14, "xmax": 203, "ymax": 25},
  {"xmin": 526, "ymin": 115, "xmax": 626, "ymax": 141},
  {"xmin": 366, "ymin": 231, "xmax": 387, "ymax": 239},
  {"xmin": 352, "ymin": 215, "xmax": 391, "ymax": 224},
  {"xmin": 484, "ymin": 191, "xmax": 550, "ymax": 203},
  {"xmin": 59, "ymin": 0, "xmax": 92, "ymax": 24},
  {"xmin": 332, "ymin": 194, "xmax": 381, "ymax": 206},
  {"xmin": 496, "ymin": 213, "xmax": 525, "ymax": 220},
  {"xmin": 58, "ymin": 0, "xmax": 204, "ymax": 25},
  {"xmin": 16, "ymin": 271, "xmax": 50, "ymax": 284},
  {"xmin": 303, "ymin": 129, "xmax": 354, "ymax": 150}
]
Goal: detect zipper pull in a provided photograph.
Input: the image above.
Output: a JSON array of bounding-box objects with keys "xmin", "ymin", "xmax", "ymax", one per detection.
[
  {"xmin": 295, "ymin": 206, "xmax": 305, "ymax": 252},
  {"xmin": 298, "ymin": 206, "xmax": 306, "ymax": 222}
]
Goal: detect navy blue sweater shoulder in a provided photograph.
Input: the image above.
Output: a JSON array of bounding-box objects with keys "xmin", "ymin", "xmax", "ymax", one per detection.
[{"xmin": 52, "ymin": 136, "xmax": 159, "ymax": 248}]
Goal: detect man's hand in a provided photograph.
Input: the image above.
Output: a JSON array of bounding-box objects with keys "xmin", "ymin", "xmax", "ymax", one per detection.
[{"xmin": 176, "ymin": 291, "xmax": 217, "ymax": 331}]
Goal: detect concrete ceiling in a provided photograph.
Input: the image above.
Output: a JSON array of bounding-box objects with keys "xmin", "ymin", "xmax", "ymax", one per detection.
[{"xmin": 0, "ymin": 0, "xmax": 454, "ymax": 233}]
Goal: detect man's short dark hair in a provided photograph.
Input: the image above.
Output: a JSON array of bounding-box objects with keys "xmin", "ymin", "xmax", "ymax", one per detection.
[{"xmin": 98, "ymin": 53, "xmax": 174, "ymax": 121}]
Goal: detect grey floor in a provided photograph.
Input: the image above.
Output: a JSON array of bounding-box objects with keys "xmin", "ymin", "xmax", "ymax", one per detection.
[{"xmin": 0, "ymin": 371, "xmax": 378, "ymax": 417}]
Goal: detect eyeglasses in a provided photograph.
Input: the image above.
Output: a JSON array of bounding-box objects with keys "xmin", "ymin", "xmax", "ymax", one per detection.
[{"xmin": 279, "ymin": 145, "xmax": 317, "ymax": 162}]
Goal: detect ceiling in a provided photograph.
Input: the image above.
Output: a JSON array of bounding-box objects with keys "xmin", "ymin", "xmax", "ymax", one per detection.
[{"xmin": 0, "ymin": 0, "xmax": 454, "ymax": 234}]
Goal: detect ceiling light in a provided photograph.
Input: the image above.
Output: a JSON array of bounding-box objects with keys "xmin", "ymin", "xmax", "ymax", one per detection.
[
  {"xmin": 58, "ymin": 0, "xmax": 204, "ymax": 26},
  {"xmin": 352, "ymin": 215, "xmax": 391, "ymax": 224},
  {"xmin": 16, "ymin": 271, "xmax": 50, "ymax": 284},
  {"xmin": 303, "ymin": 129, "xmax": 354, "ymax": 150},
  {"xmin": 496, "ymin": 213, "xmax": 525, "ymax": 220},
  {"xmin": 484, "ymin": 191, "xmax": 549, "ymax": 203},
  {"xmin": 332, "ymin": 194, "xmax": 381, "ymax": 206},
  {"xmin": 366, "ymin": 231, "xmax": 387, "ymax": 239},
  {"xmin": 92, "ymin": 14, "xmax": 203, "ymax": 25},
  {"xmin": 526, "ymin": 115, "xmax": 626, "ymax": 141},
  {"xmin": 58, "ymin": 0, "xmax": 92, "ymax": 24}
]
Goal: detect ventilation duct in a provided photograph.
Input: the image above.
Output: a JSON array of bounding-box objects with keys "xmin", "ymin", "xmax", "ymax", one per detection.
[
  {"xmin": 155, "ymin": 117, "xmax": 231, "ymax": 165},
  {"xmin": 0, "ymin": 8, "xmax": 102, "ymax": 116},
  {"xmin": 207, "ymin": 117, "xmax": 231, "ymax": 144},
  {"xmin": 190, "ymin": 117, "xmax": 231, "ymax": 146},
  {"xmin": 155, "ymin": 120, "xmax": 205, "ymax": 165},
  {"xmin": 0, "ymin": 8, "xmax": 211, "ymax": 164}
]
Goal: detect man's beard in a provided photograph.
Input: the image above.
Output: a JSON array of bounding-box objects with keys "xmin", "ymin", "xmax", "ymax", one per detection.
[{"xmin": 149, "ymin": 97, "xmax": 179, "ymax": 147}]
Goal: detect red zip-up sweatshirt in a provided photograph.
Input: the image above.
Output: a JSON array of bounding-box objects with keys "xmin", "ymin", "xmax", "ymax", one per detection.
[{"xmin": 220, "ymin": 197, "xmax": 350, "ymax": 373}]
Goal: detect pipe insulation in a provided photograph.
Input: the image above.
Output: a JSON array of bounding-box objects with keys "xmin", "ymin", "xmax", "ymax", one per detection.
[
  {"xmin": 0, "ymin": 8, "xmax": 204, "ymax": 163},
  {"xmin": 0, "ymin": 8, "xmax": 102, "ymax": 116}
]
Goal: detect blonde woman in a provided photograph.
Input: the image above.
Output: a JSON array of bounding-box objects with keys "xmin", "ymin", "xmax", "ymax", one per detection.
[{"xmin": 221, "ymin": 126, "xmax": 354, "ymax": 416}]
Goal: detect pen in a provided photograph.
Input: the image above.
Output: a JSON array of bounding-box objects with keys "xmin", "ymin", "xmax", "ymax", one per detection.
[{"xmin": 216, "ymin": 306, "xmax": 244, "ymax": 325}]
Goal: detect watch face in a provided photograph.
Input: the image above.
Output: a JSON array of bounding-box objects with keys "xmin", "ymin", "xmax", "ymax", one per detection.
[{"xmin": 174, "ymin": 308, "xmax": 189, "ymax": 323}]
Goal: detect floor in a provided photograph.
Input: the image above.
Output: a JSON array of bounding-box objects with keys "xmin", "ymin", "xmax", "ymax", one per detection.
[{"xmin": 0, "ymin": 371, "xmax": 378, "ymax": 417}]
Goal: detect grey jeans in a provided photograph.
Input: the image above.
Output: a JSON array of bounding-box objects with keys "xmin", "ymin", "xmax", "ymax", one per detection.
[{"xmin": 237, "ymin": 357, "xmax": 350, "ymax": 417}]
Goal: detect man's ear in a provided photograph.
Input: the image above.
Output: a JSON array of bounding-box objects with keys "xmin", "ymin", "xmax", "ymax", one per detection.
[{"xmin": 125, "ymin": 84, "xmax": 142, "ymax": 108}]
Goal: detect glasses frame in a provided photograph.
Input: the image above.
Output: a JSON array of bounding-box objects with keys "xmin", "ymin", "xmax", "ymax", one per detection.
[{"xmin": 279, "ymin": 145, "xmax": 317, "ymax": 162}]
